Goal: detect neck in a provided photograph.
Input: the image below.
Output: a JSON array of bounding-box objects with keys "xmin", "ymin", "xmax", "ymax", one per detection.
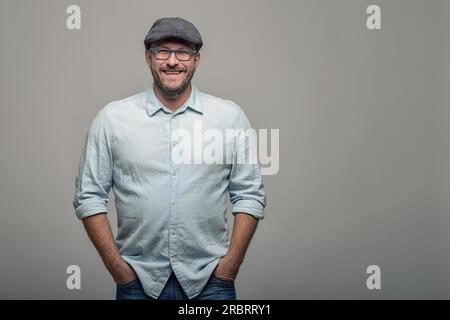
[{"xmin": 153, "ymin": 83, "xmax": 192, "ymax": 113}]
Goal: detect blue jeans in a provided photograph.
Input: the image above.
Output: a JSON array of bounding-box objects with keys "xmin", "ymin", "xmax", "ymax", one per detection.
[{"xmin": 116, "ymin": 272, "xmax": 237, "ymax": 300}]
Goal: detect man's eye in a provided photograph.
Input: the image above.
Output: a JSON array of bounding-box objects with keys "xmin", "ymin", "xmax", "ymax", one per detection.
[
  {"xmin": 176, "ymin": 51, "xmax": 191, "ymax": 58},
  {"xmin": 158, "ymin": 50, "xmax": 170, "ymax": 54}
]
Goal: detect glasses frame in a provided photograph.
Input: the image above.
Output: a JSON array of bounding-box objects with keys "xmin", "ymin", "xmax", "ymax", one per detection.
[{"xmin": 147, "ymin": 47, "xmax": 198, "ymax": 62}]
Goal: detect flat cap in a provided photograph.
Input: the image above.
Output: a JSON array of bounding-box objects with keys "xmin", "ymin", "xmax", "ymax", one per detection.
[{"xmin": 144, "ymin": 17, "xmax": 203, "ymax": 50}]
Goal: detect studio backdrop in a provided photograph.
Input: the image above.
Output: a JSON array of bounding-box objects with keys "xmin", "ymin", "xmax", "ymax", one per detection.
[{"xmin": 0, "ymin": 0, "xmax": 449, "ymax": 299}]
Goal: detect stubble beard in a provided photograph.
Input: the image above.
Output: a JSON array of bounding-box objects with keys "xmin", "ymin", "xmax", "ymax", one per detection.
[{"xmin": 151, "ymin": 66, "xmax": 195, "ymax": 98}]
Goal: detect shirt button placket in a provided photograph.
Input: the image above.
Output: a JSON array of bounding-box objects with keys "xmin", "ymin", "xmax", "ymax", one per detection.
[{"xmin": 168, "ymin": 114, "xmax": 178, "ymax": 267}]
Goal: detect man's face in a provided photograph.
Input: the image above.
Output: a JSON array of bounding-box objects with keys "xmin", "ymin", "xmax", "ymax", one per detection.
[{"xmin": 145, "ymin": 40, "xmax": 200, "ymax": 97}]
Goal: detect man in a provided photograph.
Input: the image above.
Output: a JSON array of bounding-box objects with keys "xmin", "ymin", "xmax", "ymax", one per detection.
[{"xmin": 73, "ymin": 17, "xmax": 266, "ymax": 300}]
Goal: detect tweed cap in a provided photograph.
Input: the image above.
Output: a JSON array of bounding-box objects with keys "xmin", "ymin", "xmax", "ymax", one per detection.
[{"xmin": 144, "ymin": 17, "xmax": 203, "ymax": 50}]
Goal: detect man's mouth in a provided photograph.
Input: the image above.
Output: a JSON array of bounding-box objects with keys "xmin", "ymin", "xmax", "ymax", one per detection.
[{"xmin": 162, "ymin": 70, "xmax": 184, "ymax": 75}]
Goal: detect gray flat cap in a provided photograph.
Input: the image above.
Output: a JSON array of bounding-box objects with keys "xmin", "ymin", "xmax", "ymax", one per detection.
[{"xmin": 144, "ymin": 17, "xmax": 203, "ymax": 50}]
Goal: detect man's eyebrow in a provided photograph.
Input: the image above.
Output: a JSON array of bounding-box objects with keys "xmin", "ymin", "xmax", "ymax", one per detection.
[{"xmin": 156, "ymin": 46, "xmax": 193, "ymax": 51}]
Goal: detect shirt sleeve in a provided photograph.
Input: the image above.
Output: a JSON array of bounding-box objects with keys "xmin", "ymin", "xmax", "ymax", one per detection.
[
  {"xmin": 72, "ymin": 107, "xmax": 114, "ymax": 220},
  {"xmin": 228, "ymin": 107, "xmax": 267, "ymax": 219}
]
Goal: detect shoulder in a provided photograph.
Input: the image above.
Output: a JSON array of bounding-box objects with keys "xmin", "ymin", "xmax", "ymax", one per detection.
[
  {"xmin": 197, "ymin": 89, "xmax": 243, "ymax": 118},
  {"xmin": 99, "ymin": 90, "xmax": 148, "ymax": 120}
]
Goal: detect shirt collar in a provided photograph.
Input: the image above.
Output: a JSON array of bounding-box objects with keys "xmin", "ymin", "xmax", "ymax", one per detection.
[{"xmin": 145, "ymin": 84, "xmax": 203, "ymax": 117}]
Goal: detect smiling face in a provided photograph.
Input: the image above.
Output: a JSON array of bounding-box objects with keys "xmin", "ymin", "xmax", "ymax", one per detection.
[{"xmin": 145, "ymin": 39, "xmax": 200, "ymax": 98}]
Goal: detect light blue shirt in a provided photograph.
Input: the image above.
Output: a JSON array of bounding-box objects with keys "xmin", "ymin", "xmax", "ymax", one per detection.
[{"xmin": 73, "ymin": 85, "xmax": 266, "ymax": 299}]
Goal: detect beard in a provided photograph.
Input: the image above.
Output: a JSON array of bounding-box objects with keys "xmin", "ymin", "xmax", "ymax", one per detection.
[{"xmin": 151, "ymin": 66, "xmax": 195, "ymax": 98}]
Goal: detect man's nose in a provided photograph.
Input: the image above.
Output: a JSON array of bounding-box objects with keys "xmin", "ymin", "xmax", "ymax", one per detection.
[{"xmin": 166, "ymin": 52, "xmax": 179, "ymax": 66}]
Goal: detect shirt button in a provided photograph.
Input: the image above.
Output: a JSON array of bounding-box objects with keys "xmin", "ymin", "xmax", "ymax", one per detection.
[
  {"xmin": 171, "ymin": 256, "xmax": 177, "ymax": 263},
  {"xmin": 169, "ymin": 201, "xmax": 176, "ymax": 207},
  {"xmin": 172, "ymin": 142, "xmax": 176, "ymax": 147},
  {"xmin": 171, "ymin": 171, "xmax": 176, "ymax": 176},
  {"xmin": 169, "ymin": 228, "xmax": 176, "ymax": 235}
]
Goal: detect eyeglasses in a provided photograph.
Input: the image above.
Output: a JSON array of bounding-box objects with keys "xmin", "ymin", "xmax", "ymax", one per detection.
[{"xmin": 147, "ymin": 48, "xmax": 198, "ymax": 61}]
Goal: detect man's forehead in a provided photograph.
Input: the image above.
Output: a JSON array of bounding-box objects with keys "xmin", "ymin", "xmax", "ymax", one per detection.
[{"xmin": 152, "ymin": 39, "xmax": 196, "ymax": 50}]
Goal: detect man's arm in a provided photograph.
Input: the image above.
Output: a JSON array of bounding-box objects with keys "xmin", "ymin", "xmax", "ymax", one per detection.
[
  {"xmin": 214, "ymin": 212, "xmax": 259, "ymax": 281},
  {"xmin": 216, "ymin": 107, "xmax": 267, "ymax": 281},
  {"xmin": 82, "ymin": 213, "xmax": 136, "ymax": 285},
  {"xmin": 73, "ymin": 107, "xmax": 135, "ymax": 284}
]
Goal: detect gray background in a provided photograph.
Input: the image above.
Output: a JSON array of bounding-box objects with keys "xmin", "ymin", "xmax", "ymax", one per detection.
[{"xmin": 0, "ymin": 0, "xmax": 449, "ymax": 299}]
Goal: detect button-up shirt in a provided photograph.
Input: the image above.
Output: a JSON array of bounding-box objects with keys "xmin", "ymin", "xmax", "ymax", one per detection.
[{"xmin": 72, "ymin": 85, "xmax": 266, "ymax": 299}]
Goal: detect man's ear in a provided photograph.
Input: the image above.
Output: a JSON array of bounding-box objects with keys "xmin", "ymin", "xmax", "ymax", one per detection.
[
  {"xmin": 194, "ymin": 51, "xmax": 201, "ymax": 68},
  {"xmin": 145, "ymin": 50, "xmax": 152, "ymax": 66}
]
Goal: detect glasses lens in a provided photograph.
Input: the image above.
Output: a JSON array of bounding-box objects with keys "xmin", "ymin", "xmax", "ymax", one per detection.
[
  {"xmin": 175, "ymin": 50, "xmax": 192, "ymax": 61},
  {"xmin": 154, "ymin": 49, "xmax": 170, "ymax": 60}
]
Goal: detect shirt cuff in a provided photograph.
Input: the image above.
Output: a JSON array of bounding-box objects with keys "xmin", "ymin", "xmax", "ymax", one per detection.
[
  {"xmin": 231, "ymin": 199, "xmax": 265, "ymax": 220},
  {"xmin": 74, "ymin": 200, "xmax": 108, "ymax": 220}
]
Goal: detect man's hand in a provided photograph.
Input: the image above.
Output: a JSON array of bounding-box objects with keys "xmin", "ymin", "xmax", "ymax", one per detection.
[
  {"xmin": 82, "ymin": 213, "xmax": 137, "ymax": 285},
  {"xmin": 212, "ymin": 213, "xmax": 259, "ymax": 281},
  {"xmin": 213, "ymin": 255, "xmax": 240, "ymax": 281},
  {"xmin": 110, "ymin": 257, "xmax": 137, "ymax": 285}
]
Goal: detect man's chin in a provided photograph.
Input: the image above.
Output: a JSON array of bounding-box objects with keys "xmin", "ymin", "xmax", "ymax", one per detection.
[
  {"xmin": 160, "ymin": 84, "xmax": 188, "ymax": 97},
  {"xmin": 162, "ymin": 82, "xmax": 182, "ymax": 91}
]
